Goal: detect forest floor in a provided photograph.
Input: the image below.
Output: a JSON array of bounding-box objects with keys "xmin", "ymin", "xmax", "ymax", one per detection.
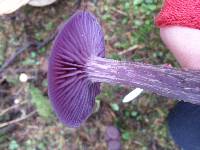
[{"xmin": 0, "ymin": 0, "xmax": 180, "ymax": 149}]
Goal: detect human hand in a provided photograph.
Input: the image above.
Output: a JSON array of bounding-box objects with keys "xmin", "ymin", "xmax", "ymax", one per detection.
[
  {"xmin": 155, "ymin": 0, "xmax": 200, "ymax": 70},
  {"xmin": 160, "ymin": 26, "xmax": 200, "ymax": 70}
]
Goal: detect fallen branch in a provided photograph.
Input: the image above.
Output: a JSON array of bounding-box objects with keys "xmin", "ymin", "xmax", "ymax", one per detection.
[
  {"xmin": 0, "ymin": 110, "xmax": 37, "ymax": 128},
  {"xmin": 0, "ymin": 32, "xmax": 57, "ymax": 73},
  {"xmin": 0, "ymin": 101, "xmax": 27, "ymax": 116}
]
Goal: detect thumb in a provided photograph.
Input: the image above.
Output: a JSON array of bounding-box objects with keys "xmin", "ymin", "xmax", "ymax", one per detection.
[
  {"xmin": 160, "ymin": 26, "xmax": 200, "ymax": 70},
  {"xmin": 155, "ymin": 0, "xmax": 200, "ymax": 70}
]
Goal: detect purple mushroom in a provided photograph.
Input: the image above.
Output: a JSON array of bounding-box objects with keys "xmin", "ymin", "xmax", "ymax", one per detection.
[
  {"xmin": 105, "ymin": 126, "xmax": 121, "ymax": 141},
  {"xmin": 48, "ymin": 11, "xmax": 200, "ymax": 127},
  {"xmin": 105, "ymin": 126, "xmax": 121, "ymax": 150},
  {"xmin": 48, "ymin": 11, "xmax": 104, "ymax": 127},
  {"xmin": 107, "ymin": 140, "xmax": 121, "ymax": 150}
]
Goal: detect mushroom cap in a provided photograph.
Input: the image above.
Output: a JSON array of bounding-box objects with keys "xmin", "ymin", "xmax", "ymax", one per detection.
[
  {"xmin": 105, "ymin": 126, "xmax": 121, "ymax": 141},
  {"xmin": 0, "ymin": 0, "xmax": 29, "ymax": 15},
  {"xmin": 48, "ymin": 11, "xmax": 105, "ymax": 127},
  {"xmin": 107, "ymin": 140, "xmax": 121, "ymax": 150},
  {"xmin": 28, "ymin": 0, "xmax": 57, "ymax": 7}
]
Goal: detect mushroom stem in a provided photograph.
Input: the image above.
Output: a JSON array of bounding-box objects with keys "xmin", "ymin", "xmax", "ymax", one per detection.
[{"xmin": 86, "ymin": 56, "xmax": 200, "ymax": 104}]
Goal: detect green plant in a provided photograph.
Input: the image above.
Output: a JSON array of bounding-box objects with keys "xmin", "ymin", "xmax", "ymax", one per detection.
[
  {"xmin": 9, "ymin": 140, "xmax": 19, "ymax": 150},
  {"xmin": 122, "ymin": 131, "xmax": 134, "ymax": 141},
  {"xmin": 30, "ymin": 86, "xmax": 54, "ymax": 120}
]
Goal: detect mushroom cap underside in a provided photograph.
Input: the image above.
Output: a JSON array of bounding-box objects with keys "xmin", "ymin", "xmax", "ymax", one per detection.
[{"xmin": 48, "ymin": 11, "xmax": 105, "ymax": 127}]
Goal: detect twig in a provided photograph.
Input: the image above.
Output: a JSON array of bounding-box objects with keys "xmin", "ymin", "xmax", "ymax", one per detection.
[
  {"xmin": 0, "ymin": 32, "xmax": 57, "ymax": 74},
  {"xmin": 0, "ymin": 89, "xmax": 10, "ymax": 94},
  {"xmin": 0, "ymin": 110, "xmax": 37, "ymax": 128},
  {"xmin": 118, "ymin": 44, "xmax": 144, "ymax": 56},
  {"xmin": 75, "ymin": 0, "xmax": 82, "ymax": 9},
  {"xmin": 36, "ymin": 32, "xmax": 57, "ymax": 49},
  {"xmin": 0, "ymin": 44, "xmax": 32, "ymax": 73},
  {"xmin": 110, "ymin": 7, "xmax": 128, "ymax": 16},
  {"xmin": 0, "ymin": 124, "xmax": 16, "ymax": 135},
  {"xmin": 0, "ymin": 101, "xmax": 27, "ymax": 116},
  {"xmin": 129, "ymin": 0, "xmax": 134, "ymax": 22}
]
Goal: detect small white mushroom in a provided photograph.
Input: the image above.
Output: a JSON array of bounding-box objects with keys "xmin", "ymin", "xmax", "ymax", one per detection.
[
  {"xmin": 19, "ymin": 73, "xmax": 28, "ymax": 83},
  {"xmin": 122, "ymin": 88, "xmax": 144, "ymax": 103},
  {"xmin": 14, "ymin": 98, "xmax": 21, "ymax": 104}
]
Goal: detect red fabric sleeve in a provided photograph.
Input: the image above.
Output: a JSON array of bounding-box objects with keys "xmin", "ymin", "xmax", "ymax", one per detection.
[{"xmin": 155, "ymin": 0, "xmax": 200, "ymax": 30}]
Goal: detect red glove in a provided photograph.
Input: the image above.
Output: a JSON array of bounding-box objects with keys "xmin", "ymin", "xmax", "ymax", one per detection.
[{"xmin": 155, "ymin": 0, "xmax": 200, "ymax": 30}]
